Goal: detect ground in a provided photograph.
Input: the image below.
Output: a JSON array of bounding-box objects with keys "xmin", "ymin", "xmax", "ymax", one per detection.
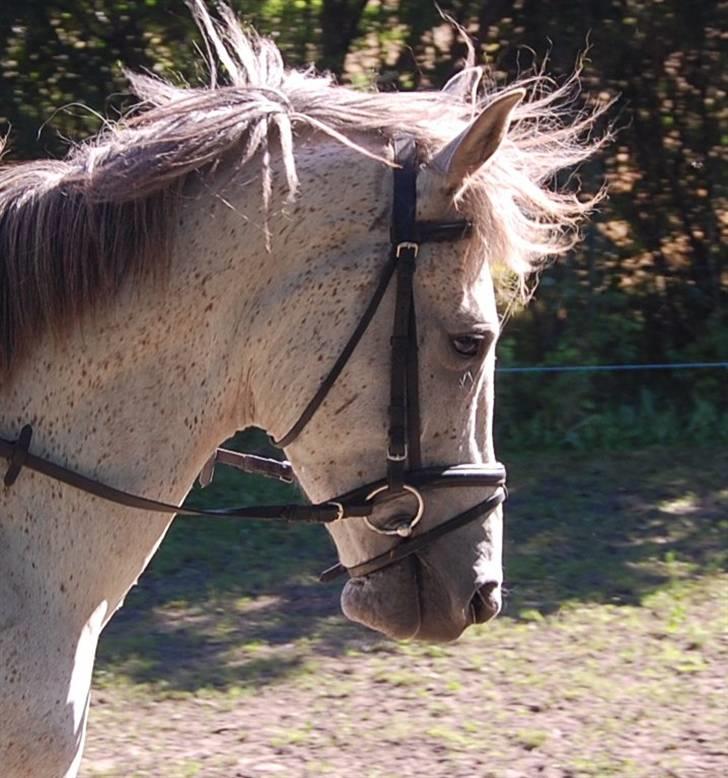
[{"xmin": 82, "ymin": 446, "xmax": 727, "ymax": 777}]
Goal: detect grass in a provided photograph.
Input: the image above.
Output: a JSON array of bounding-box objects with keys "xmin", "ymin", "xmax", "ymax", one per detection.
[
  {"xmin": 86, "ymin": 442, "xmax": 728, "ymax": 777},
  {"xmin": 95, "ymin": 442, "xmax": 727, "ymax": 691}
]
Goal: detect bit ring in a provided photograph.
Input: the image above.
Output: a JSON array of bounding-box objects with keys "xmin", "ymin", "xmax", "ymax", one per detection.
[{"xmin": 363, "ymin": 484, "xmax": 424, "ymax": 537}]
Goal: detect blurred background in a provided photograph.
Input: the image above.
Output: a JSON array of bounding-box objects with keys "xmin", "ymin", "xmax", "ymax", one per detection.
[
  {"xmin": 1, "ymin": 3, "xmax": 725, "ymax": 776},
  {"xmin": 1, "ymin": 0, "xmax": 725, "ymax": 449}
]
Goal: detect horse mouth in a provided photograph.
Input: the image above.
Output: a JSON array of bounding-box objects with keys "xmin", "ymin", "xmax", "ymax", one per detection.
[{"xmin": 340, "ymin": 555, "xmax": 497, "ymax": 643}]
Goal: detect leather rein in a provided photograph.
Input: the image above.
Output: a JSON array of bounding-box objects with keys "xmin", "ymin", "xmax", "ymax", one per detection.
[{"xmin": 0, "ymin": 137, "xmax": 507, "ymax": 582}]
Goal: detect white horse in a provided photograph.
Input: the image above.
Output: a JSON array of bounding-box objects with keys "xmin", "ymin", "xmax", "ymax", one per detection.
[{"xmin": 0, "ymin": 4, "xmax": 604, "ymax": 776}]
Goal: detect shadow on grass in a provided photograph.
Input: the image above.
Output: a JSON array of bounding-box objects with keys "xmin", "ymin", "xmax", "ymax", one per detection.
[
  {"xmin": 502, "ymin": 446, "xmax": 728, "ymax": 617},
  {"xmin": 95, "ymin": 435, "xmax": 728, "ymax": 693},
  {"xmin": 97, "ymin": 580, "xmax": 359, "ymax": 693}
]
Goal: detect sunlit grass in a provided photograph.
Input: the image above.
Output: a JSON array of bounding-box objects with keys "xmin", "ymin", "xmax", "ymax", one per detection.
[{"xmin": 86, "ymin": 444, "xmax": 728, "ymax": 776}]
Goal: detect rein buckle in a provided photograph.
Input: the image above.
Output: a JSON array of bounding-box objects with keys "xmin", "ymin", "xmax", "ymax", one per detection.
[{"xmin": 387, "ymin": 443, "xmax": 408, "ymax": 462}]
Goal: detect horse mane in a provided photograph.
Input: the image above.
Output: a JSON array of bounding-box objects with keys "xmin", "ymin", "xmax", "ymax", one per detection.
[{"xmin": 0, "ymin": 0, "xmax": 607, "ymax": 373}]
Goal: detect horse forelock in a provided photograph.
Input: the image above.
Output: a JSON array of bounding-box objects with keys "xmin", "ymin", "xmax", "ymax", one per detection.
[{"xmin": 0, "ymin": 1, "xmax": 608, "ymax": 374}]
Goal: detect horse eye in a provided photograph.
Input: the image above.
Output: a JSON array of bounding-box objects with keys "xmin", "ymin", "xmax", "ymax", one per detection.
[{"xmin": 450, "ymin": 334, "xmax": 484, "ymax": 358}]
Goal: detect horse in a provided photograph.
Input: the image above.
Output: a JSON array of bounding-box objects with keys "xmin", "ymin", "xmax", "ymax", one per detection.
[{"xmin": 0, "ymin": 3, "xmax": 605, "ymax": 775}]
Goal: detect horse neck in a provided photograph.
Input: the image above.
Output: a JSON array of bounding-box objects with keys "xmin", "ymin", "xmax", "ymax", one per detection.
[
  {"xmin": 0, "ymin": 174, "xmax": 273, "ymax": 617},
  {"xmin": 0, "ymin": 169, "xmax": 290, "ymax": 775},
  {"xmin": 0, "ymin": 136, "xmax": 384, "ymax": 615}
]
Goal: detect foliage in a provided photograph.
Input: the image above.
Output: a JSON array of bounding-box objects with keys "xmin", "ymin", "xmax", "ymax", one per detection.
[
  {"xmin": 1, "ymin": 1, "xmax": 725, "ymax": 448},
  {"xmin": 495, "ymin": 378, "xmax": 728, "ymax": 452}
]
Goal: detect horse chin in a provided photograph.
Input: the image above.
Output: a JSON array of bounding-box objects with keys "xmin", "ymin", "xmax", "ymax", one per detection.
[{"xmin": 340, "ymin": 556, "xmax": 470, "ymax": 643}]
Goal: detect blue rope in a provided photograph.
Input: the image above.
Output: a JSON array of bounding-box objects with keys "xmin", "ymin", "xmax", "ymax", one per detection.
[{"xmin": 496, "ymin": 361, "xmax": 728, "ymax": 374}]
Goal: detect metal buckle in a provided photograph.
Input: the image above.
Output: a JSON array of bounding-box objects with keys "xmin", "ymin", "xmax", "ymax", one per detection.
[
  {"xmin": 327, "ymin": 501, "xmax": 345, "ymax": 522},
  {"xmin": 395, "ymin": 241, "xmax": 419, "ymax": 258},
  {"xmin": 363, "ymin": 484, "xmax": 424, "ymax": 537},
  {"xmin": 197, "ymin": 453, "xmax": 216, "ymax": 488},
  {"xmin": 387, "ymin": 443, "xmax": 408, "ymax": 462}
]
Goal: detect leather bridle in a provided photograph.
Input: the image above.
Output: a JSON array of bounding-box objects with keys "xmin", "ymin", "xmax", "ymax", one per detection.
[{"xmin": 0, "ymin": 137, "xmax": 507, "ymax": 582}]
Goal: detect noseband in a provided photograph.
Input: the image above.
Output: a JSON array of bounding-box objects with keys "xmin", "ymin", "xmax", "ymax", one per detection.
[{"xmin": 0, "ymin": 137, "xmax": 507, "ymax": 582}]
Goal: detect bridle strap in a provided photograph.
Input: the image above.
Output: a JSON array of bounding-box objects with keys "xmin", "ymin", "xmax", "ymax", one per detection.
[
  {"xmin": 386, "ymin": 137, "xmax": 420, "ymax": 490},
  {"xmin": 319, "ymin": 486, "xmax": 506, "ymax": 581},
  {"xmin": 198, "ymin": 447, "xmax": 294, "ymax": 487},
  {"xmin": 4, "ymin": 423, "xmax": 32, "ymax": 487},
  {"xmin": 387, "ymin": 255, "xmax": 415, "ymax": 488},
  {"xmin": 273, "ymin": 252, "xmax": 399, "ymax": 449},
  {"xmin": 406, "ymin": 303, "xmax": 422, "ymax": 471},
  {"xmin": 0, "ymin": 428, "xmax": 503, "ymax": 525},
  {"xmin": 0, "ymin": 431, "xmax": 346, "ymax": 523},
  {"xmin": 274, "ymin": 136, "xmax": 427, "ymax": 460}
]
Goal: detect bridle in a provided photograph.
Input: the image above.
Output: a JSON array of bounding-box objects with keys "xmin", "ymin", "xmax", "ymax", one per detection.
[{"xmin": 0, "ymin": 137, "xmax": 507, "ymax": 582}]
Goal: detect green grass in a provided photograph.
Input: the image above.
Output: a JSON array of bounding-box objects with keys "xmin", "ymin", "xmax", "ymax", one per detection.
[
  {"xmin": 90, "ymin": 441, "xmax": 727, "ymax": 774},
  {"xmin": 95, "ymin": 442, "xmax": 727, "ymax": 704},
  {"xmin": 52, "ymin": 421, "xmax": 703, "ymax": 778},
  {"xmin": 87, "ymin": 536, "xmax": 728, "ymax": 776}
]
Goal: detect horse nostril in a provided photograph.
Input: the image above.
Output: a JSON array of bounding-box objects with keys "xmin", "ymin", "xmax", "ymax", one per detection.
[{"xmin": 469, "ymin": 581, "xmax": 501, "ymax": 624}]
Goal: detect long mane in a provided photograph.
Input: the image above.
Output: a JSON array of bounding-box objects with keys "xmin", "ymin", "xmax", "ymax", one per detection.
[{"xmin": 0, "ymin": 0, "xmax": 606, "ymax": 373}]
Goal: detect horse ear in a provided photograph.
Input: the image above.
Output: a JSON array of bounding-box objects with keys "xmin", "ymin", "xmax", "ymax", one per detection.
[{"xmin": 430, "ymin": 88, "xmax": 525, "ymax": 193}]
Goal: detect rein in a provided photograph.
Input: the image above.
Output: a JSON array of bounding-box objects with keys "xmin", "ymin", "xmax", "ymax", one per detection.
[{"xmin": 1, "ymin": 137, "xmax": 507, "ymax": 582}]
